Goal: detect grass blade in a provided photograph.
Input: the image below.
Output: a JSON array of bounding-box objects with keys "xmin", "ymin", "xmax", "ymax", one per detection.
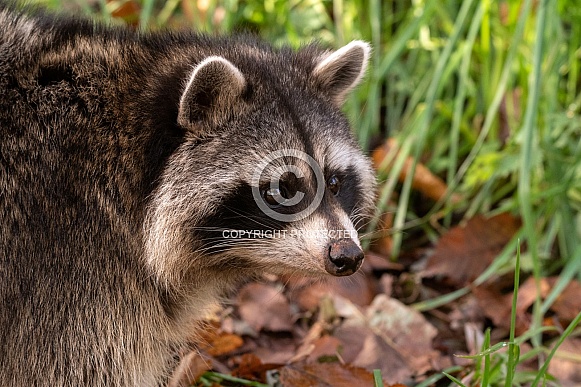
[
  {"xmin": 505, "ymin": 242, "xmax": 522, "ymax": 387},
  {"xmin": 518, "ymin": 0, "xmax": 548, "ymax": 351},
  {"xmin": 373, "ymin": 369, "xmax": 383, "ymax": 387},
  {"xmin": 443, "ymin": 371, "xmax": 468, "ymax": 387},
  {"xmin": 482, "ymin": 328, "xmax": 491, "ymax": 387},
  {"xmin": 532, "ymin": 311, "xmax": 581, "ymax": 387}
]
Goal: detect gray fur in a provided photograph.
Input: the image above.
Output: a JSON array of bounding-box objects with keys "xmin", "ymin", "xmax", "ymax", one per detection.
[{"xmin": 0, "ymin": 4, "xmax": 375, "ymax": 386}]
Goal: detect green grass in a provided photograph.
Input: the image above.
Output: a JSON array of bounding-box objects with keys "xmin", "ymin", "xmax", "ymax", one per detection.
[
  {"xmin": 373, "ymin": 369, "xmax": 383, "ymax": 387},
  {"xmin": 449, "ymin": 244, "xmax": 523, "ymax": 386},
  {"xmin": 197, "ymin": 371, "xmax": 268, "ymax": 386},
  {"xmin": 28, "ymin": 0, "xmax": 581, "ymax": 384},
  {"xmin": 446, "ymin": 244, "xmax": 581, "ymax": 386}
]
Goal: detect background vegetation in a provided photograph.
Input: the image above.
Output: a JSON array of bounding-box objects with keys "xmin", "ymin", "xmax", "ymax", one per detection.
[{"xmin": 29, "ymin": 0, "xmax": 581, "ymax": 385}]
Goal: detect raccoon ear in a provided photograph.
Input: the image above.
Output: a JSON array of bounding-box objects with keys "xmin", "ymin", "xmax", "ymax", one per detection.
[
  {"xmin": 178, "ymin": 56, "xmax": 246, "ymax": 134},
  {"xmin": 312, "ymin": 40, "xmax": 370, "ymax": 105}
]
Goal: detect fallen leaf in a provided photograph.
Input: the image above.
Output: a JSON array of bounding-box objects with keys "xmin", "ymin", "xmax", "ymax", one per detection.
[
  {"xmin": 345, "ymin": 328, "xmax": 412, "ymax": 383},
  {"xmin": 252, "ymin": 336, "xmax": 298, "ymax": 364},
  {"xmin": 547, "ymin": 338, "xmax": 581, "ymax": 386},
  {"xmin": 289, "ymin": 273, "xmax": 377, "ymax": 311},
  {"xmin": 335, "ymin": 294, "xmax": 439, "ymax": 383},
  {"xmin": 306, "ymin": 335, "xmax": 342, "ymax": 363},
  {"xmin": 546, "ymin": 278, "xmax": 581, "ymax": 322},
  {"xmin": 237, "ymin": 283, "xmax": 293, "ymax": 332},
  {"xmin": 204, "ymin": 333, "xmax": 244, "ymax": 357},
  {"xmin": 278, "ymin": 363, "xmax": 385, "ymax": 387},
  {"xmin": 110, "ymin": 0, "xmax": 140, "ymax": 26},
  {"xmin": 231, "ymin": 353, "xmax": 282, "ymax": 382},
  {"xmin": 472, "ymin": 282, "xmax": 532, "ymax": 336},
  {"xmin": 474, "ymin": 277, "xmax": 581, "ymax": 335},
  {"xmin": 195, "ymin": 321, "xmax": 245, "ymax": 357},
  {"xmin": 290, "ymin": 322, "xmax": 325, "ymax": 363},
  {"xmin": 424, "ymin": 213, "xmax": 521, "ymax": 287},
  {"xmin": 367, "ymin": 294, "xmax": 439, "ymax": 376}
]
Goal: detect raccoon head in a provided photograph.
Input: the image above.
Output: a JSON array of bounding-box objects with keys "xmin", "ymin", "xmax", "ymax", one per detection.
[{"xmin": 145, "ymin": 40, "xmax": 375, "ymax": 287}]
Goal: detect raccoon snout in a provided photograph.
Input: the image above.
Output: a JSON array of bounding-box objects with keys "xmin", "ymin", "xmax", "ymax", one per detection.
[{"xmin": 325, "ymin": 239, "xmax": 364, "ymax": 276}]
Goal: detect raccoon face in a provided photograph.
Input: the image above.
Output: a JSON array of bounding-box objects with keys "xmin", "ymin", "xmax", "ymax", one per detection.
[{"xmin": 145, "ymin": 41, "xmax": 375, "ymax": 285}]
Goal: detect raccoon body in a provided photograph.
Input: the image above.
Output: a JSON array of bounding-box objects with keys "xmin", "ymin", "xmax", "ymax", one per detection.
[{"xmin": 0, "ymin": 4, "xmax": 375, "ymax": 386}]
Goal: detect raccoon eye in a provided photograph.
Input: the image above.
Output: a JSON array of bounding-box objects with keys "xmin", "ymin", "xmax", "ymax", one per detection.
[
  {"xmin": 264, "ymin": 188, "xmax": 283, "ymax": 206},
  {"xmin": 327, "ymin": 175, "xmax": 341, "ymax": 196}
]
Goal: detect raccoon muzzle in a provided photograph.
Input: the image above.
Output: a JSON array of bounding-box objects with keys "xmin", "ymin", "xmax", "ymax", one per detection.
[{"xmin": 325, "ymin": 239, "xmax": 364, "ymax": 276}]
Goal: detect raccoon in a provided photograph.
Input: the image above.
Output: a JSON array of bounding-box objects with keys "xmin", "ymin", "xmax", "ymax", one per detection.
[{"xmin": 0, "ymin": 3, "xmax": 375, "ymax": 386}]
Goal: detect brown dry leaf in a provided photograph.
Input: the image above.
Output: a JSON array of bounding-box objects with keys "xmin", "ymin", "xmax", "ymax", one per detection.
[
  {"xmin": 547, "ymin": 337, "xmax": 581, "ymax": 386},
  {"xmin": 252, "ymin": 337, "xmax": 297, "ymax": 364},
  {"xmin": 204, "ymin": 332, "xmax": 244, "ymax": 357},
  {"xmin": 278, "ymin": 362, "xmax": 385, "ymax": 387},
  {"xmin": 290, "ymin": 322, "xmax": 325, "ymax": 363},
  {"xmin": 195, "ymin": 321, "xmax": 245, "ymax": 357},
  {"xmin": 472, "ymin": 285, "xmax": 530, "ymax": 336},
  {"xmin": 289, "ymin": 273, "xmax": 377, "ymax": 311},
  {"xmin": 474, "ymin": 277, "xmax": 581, "ymax": 335},
  {"xmin": 366, "ymin": 295, "xmax": 439, "ymax": 377},
  {"xmin": 305, "ymin": 335, "xmax": 342, "ymax": 363},
  {"xmin": 110, "ymin": 1, "xmax": 141, "ymax": 25},
  {"xmin": 546, "ymin": 278, "xmax": 581, "ymax": 322},
  {"xmin": 231, "ymin": 353, "xmax": 282, "ymax": 383},
  {"xmin": 516, "ymin": 277, "xmax": 581, "ymax": 324},
  {"xmin": 472, "ymin": 276, "xmax": 545, "ymax": 336},
  {"xmin": 237, "ymin": 283, "xmax": 293, "ymax": 332},
  {"xmin": 372, "ymin": 138, "xmax": 461, "ymax": 203},
  {"xmin": 335, "ymin": 294, "xmax": 439, "ymax": 384},
  {"xmin": 424, "ymin": 213, "xmax": 521, "ymax": 287},
  {"xmin": 345, "ymin": 328, "xmax": 412, "ymax": 383}
]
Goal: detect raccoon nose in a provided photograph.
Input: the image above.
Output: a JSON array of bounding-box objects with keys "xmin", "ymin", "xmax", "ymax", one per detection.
[{"xmin": 325, "ymin": 239, "xmax": 364, "ymax": 276}]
